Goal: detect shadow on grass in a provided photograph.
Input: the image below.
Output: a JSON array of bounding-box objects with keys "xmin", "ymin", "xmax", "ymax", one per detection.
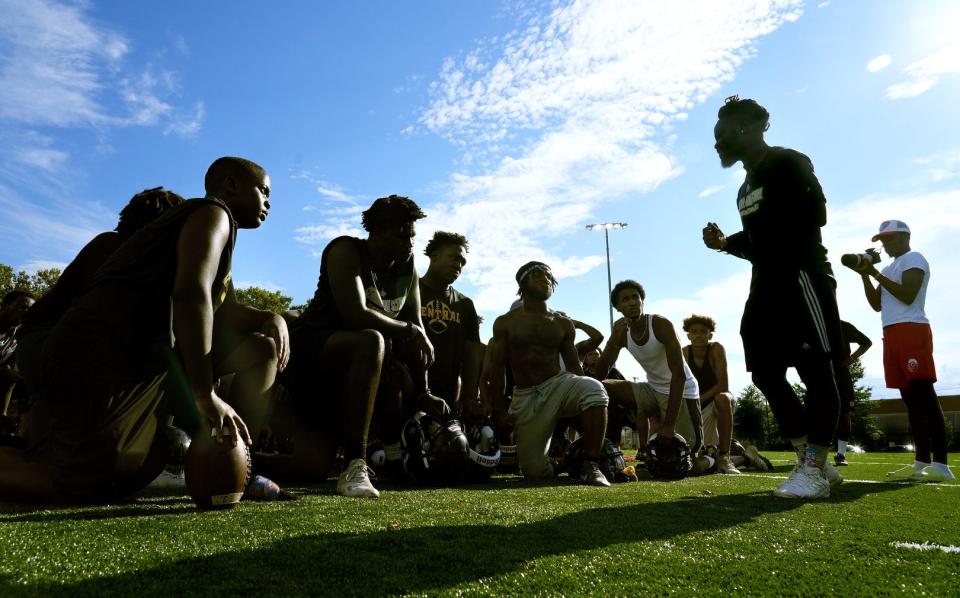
[
  {"xmin": 0, "ymin": 491, "xmax": 195, "ymax": 522},
  {"xmin": 6, "ymin": 479, "xmax": 906, "ymax": 596}
]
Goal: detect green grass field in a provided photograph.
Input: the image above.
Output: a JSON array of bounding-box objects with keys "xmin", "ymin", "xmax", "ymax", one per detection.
[{"xmin": 1, "ymin": 452, "xmax": 957, "ymax": 597}]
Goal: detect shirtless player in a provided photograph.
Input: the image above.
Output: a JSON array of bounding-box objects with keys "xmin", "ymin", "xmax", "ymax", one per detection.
[{"xmin": 483, "ymin": 261, "xmax": 610, "ymax": 486}]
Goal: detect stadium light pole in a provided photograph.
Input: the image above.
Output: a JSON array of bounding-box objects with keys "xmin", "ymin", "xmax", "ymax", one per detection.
[{"xmin": 585, "ymin": 222, "xmax": 628, "ymax": 333}]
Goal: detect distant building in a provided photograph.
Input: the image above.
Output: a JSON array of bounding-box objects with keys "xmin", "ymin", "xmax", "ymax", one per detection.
[{"xmin": 869, "ymin": 394, "xmax": 960, "ymax": 448}]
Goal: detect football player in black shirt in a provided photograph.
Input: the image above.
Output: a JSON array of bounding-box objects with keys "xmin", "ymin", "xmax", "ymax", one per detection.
[
  {"xmin": 703, "ymin": 97, "xmax": 844, "ymax": 499},
  {"xmin": 418, "ymin": 231, "xmax": 484, "ymax": 420}
]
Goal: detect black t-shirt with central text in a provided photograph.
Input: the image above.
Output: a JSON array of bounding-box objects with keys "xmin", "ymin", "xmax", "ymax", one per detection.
[{"xmin": 419, "ymin": 281, "xmax": 480, "ymax": 403}]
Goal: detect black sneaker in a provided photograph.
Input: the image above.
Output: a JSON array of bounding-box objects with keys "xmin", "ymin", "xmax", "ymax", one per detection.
[{"xmin": 834, "ymin": 453, "xmax": 849, "ymax": 467}]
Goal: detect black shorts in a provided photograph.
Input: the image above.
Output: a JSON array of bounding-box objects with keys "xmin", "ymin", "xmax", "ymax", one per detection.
[
  {"xmin": 740, "ymin": 269, "xmax": 842, "ymax": 371},
  {"xmin": 285, "ymin": 326, "xmax": 345, "ymax": 437}
]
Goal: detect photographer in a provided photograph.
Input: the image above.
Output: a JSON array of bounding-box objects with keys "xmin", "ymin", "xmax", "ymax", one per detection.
[{"xmin": 848, "ymin": 220, "xmax": 953, "ymax": 481}]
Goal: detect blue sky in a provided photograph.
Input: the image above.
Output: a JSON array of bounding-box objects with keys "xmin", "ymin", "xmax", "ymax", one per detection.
[{"xmin": 2, "ymin": 0, "xmax": 959, "ymax": 399}]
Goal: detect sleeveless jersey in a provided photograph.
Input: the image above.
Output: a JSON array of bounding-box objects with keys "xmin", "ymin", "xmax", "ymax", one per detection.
[
  {"xmin": 45, "ymin": 197, "xmax": 236, "ymax": 381},
  {"xmin": 296, "ymin": 236, "xmax": 415, "ymax": 331},
  {"xmin": 684, "ymin": 343, "xmax": 718, "ymax": 394},
  {"xmin": 626, "ymin": 314, "xmax": 699, "ymax": 399}
]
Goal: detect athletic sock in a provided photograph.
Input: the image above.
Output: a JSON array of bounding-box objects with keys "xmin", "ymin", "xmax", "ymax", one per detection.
[
  {"xmin": 803, "ymin": 444, "xmax": 829, "ymax": 470},
  {"xmin": 791, "ymin": 436, "xmax": 807, "ymax": 464},
  {"xmin": 837, "ymin": 440, "xmax": 848, "ymax": 456},
  {"xmin": 385, "ymin": 442, "xmax": 402, "ymax": 462}
]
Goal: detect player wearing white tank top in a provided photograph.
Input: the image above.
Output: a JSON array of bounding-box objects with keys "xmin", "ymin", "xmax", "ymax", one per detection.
[{"xmin": 594, "ymin": 280, "xmax": 706, "ymax": 465}]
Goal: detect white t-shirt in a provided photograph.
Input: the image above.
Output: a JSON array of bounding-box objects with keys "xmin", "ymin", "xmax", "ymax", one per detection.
[{"xmin": 880, "ymin": 250, "xmax": 929, "ymax": 327}]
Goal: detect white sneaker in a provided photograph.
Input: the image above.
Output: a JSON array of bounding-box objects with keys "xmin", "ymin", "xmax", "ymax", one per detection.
[
  {"xmin": 887, "ymin": 465, "xmax": 924, "ymax": 481},
  {"xmin": 823, "ymin": 462, "xmax": 843, "ymax": 487},
  {"xmin": 148, "ymin": 468, "xmax": 186, "ymax": 489},
  {"xmin": 580, "ymin": 460, "xmax": 612, "ymax": 487},
  {"xmin": 919, "ymin": 464, "xmax": 956, "ymax": 482},
  {"xmin": 774, "ymin": 466, "xmax": 830, "ymax": 499},
  {"xmin": 716, "ymin": 455, "xmax": 741, "ymax": 475},
  {"xmin": 744, "ymin": 445, "xmax": 773, "ymax": 471},
  {"xmin": 337, "ymin": 458, "xmax": 380, "ymax": 498}
]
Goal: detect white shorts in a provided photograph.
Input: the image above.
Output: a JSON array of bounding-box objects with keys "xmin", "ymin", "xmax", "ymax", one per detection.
[
  {"xmin": 631, "ymin": 382, "xmax": 704, "ymax": 454},
  {"xmin": 701, "ymin": 395, "xmax": 736, "ymax": 449},
  {"xmin": 509, "ymin": 370, "xmax": 608, "ymax": 479}
]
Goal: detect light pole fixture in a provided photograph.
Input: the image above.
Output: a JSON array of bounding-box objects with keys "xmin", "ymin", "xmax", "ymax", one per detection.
[{"xmin": 585, "ymin": 222, "xmax": 628, "ymax": 333}]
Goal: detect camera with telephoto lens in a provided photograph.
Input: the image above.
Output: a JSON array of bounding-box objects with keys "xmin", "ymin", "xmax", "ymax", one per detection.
[{"xmin": 841, "ymin": 248, "xmax": 881, "ymax": 269}]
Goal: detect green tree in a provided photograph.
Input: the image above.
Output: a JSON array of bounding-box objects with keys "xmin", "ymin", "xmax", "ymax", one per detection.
[
  {"xmin": 733, "ymin": 385, "xmax": 767, "ymax": 447},
  {"xmin": 234, "ymin": 286, "xmax": 293, "ymax": 314},
  {"xmin": 0, "ymin": 262, "xmax": 61, "ymax": 299}
]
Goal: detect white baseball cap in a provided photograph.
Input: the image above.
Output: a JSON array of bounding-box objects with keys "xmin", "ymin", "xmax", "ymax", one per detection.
[{"xmin": 872, "ymin": 219, "xmax": 910, "ymax": 242}]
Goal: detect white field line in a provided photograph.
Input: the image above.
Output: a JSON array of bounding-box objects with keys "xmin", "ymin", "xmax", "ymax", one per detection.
[
  {"xmin": 766, "ymin": 460, "xmax": 938, "ymax": 466},
  {"xmin": 890, "ymin": 542, "xmax": 960, "ymax": 554},
  {"xmin": 748, "ymin": 473, "xmax": 960, "ymax": 487}
]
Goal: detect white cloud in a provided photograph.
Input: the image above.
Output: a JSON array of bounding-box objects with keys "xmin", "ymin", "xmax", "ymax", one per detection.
[
  {"xmin": 0, "ymin": 0, "xmax": 203, "ymax": 132},
  {"xmin": 235, "ymin": 280, "xmax": 286, "ymax": 293},
  {"xmin": 294, "ymin": 222, "xmax": 364, "ymax": 245},
  {"xmin": 914, "ymin": 148, "xmax": 960, "ymax": 183},
  {"xmin": 416, "ymin": 0, "xmax": 804, "ymax": 312},
  {"xmin": 316, "ymin": 184, "xmax": 354, "ymax": 202},
  {"xmin": 164, "ymin": 101, "xmax": 206, "ymax": 138},
  {"xmin": 698, "ymin": 185, "xmax": 725, "ymax": 198},
  {"xmin": 0, "ymin": 182, "xmax": 111, "ymax": 258},
  {"xmin": 12, "ymin": 147, "xmax": 69, "ymax": 172},
  {"xmin": 18, "ymin": 259, "xmax": 68, "ymax": 273},
  {"xmin": 866, "ymin": 54, "xmax": 892, "ymax": 73},
  {"xmin": 885, "ymin": 42, "xmax": 960, "ymax": 99}
]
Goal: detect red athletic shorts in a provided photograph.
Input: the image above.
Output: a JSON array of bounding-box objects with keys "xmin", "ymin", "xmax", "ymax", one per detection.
[{"xmin": 882, "ymin": 322, "xmax": 937, "ymax": 389}]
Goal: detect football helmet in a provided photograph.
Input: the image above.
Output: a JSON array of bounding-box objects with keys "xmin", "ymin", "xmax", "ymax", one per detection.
[
  {"xmin": 465, "ymin": 423, "xmax": 501, "ymax": 481},
  {"xmin": 645, "ymin": 432, "xmax": 693, "ymax": 479},
  {"xmin": 401, "ymin": 411, "xmax": 470, "ymax": 483},
  {"xmin": 563, "ymin": 437, "xmax": 629, "ymax": 483}
]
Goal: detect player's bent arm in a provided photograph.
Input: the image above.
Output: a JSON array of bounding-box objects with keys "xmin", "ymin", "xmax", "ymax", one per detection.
[
  {"xmin": 484, "ymin": 322, "xmax": 510, "ymax": 422},
  {"xmin": 573, "ymin": 319, "xmax": 604, "ymax": 359},
  {"xmin": 172, "ymin": 206, "xmax": 230, "ymax": 401},
  {"xmin": 327, "ymin": 240, "xmax": 410, "ymax": 338},
  {"xmin": 722, "ymin": 231, "xmax": 754, "ymax": 262},
  {"xmin": 653, "ymin": 315, "xmax": 685, "ymax": 431},
  {"xmin": 560, "ymin": 318, "xmax": 584, "ymax": 376},
  {"xmin": 873, "ymin": 268, "xmax": 925, "ymax": 306},
  {"xmin": 593, "ymin": 318, "xmax": 627, "ymax": 380},
  {"xmin": 709, "ymin": 342, "xmax": 730, "ymax": 395},
  {"xmin": 172, "ymin": 207, "xmax": 250, "ymax": 443},
  {"xmin": 461, "ymin": 340, "xmax": 484, "ymax": 410}
]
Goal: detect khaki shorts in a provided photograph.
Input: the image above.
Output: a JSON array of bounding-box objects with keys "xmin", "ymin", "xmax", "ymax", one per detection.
[
  {"xmin": 509, "ymin": 371, "xmax": 608, "ymax": 479},
  {"xmin": 701, "ymin": 395, "xmax": 736, "ymax": 449},
  {"xmin": 632, "ymin": 382, "xmax": 704, "ymax": 453}
]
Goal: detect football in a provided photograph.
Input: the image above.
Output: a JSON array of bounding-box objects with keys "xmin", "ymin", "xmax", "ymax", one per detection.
[{"xmin": 184, "ymin": 426, "xmax": 252, "ymax": 509}]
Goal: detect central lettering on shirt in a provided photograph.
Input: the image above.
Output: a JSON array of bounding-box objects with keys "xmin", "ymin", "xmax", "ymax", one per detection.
[
  {"xmin": 422, "ymin": 299, "xmax": 461, "ymax": 335},
  {"xmin": 739, "ymin": 186, "xmax": 763, "ymax": 216}
]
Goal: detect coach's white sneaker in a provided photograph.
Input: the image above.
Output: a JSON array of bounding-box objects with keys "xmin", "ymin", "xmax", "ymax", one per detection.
[
  {"xmin": 886, "ymin": 464, "xmax": 924, "ymax": 481},
  {"xmin": 919, "ymin": 464, "xmax": 956, "ymax": 482},
  {"xmin": 774, "ymin": 466, "xmax": 830, "ymax": 499},
  {"xmin": 338, "ymin": 458, "xmax": 380, "ymax": 498},
  {"xmin": 823, "ymin": 462, "xmax": 843, "ymax": 487}
]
